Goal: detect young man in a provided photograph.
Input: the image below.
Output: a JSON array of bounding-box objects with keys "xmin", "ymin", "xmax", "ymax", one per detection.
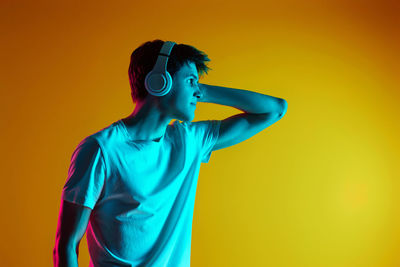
[{"xmin": 53, "ymin": 39, "xmax": 288, "ymax": 267}]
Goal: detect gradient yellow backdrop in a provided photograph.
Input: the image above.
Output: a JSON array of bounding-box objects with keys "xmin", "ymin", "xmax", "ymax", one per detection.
[{"xmin": 1, "ymin": 0, "xmax": 399, "ymax": 266}]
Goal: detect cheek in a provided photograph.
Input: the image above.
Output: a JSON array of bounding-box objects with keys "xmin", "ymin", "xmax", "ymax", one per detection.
[{"xmin": 167, "ymin": 85, "xmax": 190, "ymax": 107}]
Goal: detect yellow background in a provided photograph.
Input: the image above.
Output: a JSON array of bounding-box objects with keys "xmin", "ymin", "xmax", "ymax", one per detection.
[{"xmin": 1, "ymin": 0, "xmax": 399, "ymax": 266}]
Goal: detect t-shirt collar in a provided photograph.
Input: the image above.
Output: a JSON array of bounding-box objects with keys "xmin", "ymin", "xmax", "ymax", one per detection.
[{"xmin": 118, "ymin": 119, "xmax": 166, "ymax": 144}]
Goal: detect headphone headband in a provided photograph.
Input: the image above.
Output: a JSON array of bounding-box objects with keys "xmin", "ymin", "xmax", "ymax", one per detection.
[{"xmin": 152, "ymin": 41, "xmax": 176, "ymax": 73}]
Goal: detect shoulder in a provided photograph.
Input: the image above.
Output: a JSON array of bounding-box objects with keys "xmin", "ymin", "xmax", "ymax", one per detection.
[
  {"xmin": 170, "ymin": 120, "xmax": 220, "ymax": 140},
  {"xmin": 172, "ymin": 119, "xmax": 218, "ymax": 129},
  {"xmin": 71, "ymin": 121, "xmax": 121, "ymax": 163},
  {"xmin": 71, "ymin": 135, "xmax": 102, "ymax": 162},
  {"xmin": 88, "ymin": 120, "xmax": 124, "ymax": 148}
]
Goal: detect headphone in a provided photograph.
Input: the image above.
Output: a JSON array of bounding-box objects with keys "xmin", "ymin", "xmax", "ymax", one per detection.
[{"xmin": 144, "ymin": 41, "xmax": 176, "ymax": 96}]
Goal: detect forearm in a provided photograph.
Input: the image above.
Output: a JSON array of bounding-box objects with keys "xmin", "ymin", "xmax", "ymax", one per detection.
[
  {"xmin": 199, "ymin": 83, "xmax": 286, "ymax": 114},
  {"xmin": 53, "ymin": 245, "xmax": 79, "ymax": 267}
]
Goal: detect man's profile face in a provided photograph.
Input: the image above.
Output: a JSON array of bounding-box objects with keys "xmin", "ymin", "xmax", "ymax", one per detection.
[{"xmin": 164, "ymin": 61, "xmax": 201, "ymax": 122}]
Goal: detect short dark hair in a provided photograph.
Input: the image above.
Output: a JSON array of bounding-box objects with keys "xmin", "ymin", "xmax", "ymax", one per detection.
[{"xmin": 128, "ymin": 39, "xmax": 211, "ymax": 103}]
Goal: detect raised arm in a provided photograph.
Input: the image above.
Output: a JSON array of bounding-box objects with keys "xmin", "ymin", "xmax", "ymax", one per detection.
[
  {"xmin": 53, "ymin": 200, "xmax": 92, "ymax": 267},
  {"xmin": 198, "ymin": 83, "xmax": 288, "ymax": 151}
]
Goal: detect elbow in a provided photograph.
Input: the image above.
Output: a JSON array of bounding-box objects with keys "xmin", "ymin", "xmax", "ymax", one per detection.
[{"xmin": 277, "ymin": 99, "xmax": 288, "ymax": 118}]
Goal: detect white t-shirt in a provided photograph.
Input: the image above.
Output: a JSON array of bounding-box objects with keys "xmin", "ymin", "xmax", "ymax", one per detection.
[{"xmin": 61, "ymin": 119, "xmax": 220, "ymax": 267}]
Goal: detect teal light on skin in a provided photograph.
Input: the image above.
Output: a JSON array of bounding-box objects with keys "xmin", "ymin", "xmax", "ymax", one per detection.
[
  {"xmin": 121, "ymin": 61, "xmax": 287, "ymax": 149},
  {"xmin": 121, "ymin": 61, "xmax": 202, "ymax": 142}
]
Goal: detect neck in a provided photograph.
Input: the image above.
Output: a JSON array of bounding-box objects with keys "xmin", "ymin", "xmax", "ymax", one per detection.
[{"xmin": 122, "ymin": 99, "xmax": 171, "ymax": 141}]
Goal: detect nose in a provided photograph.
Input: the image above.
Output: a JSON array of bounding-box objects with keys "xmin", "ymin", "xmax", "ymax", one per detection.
[{"xmin": 193, "ymin": 85, "xmax": 203, "ymax": 99}]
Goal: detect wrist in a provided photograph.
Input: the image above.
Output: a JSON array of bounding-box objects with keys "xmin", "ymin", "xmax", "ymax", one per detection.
[{"xmin": 198, "ymin": 83, "xmax": 209, "ymax": 103}]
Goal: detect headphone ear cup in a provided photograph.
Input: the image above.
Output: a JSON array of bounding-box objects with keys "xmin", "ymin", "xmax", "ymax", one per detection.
[
  {"xmin": 145, "ymin": 71, "xmax": 165, "ymax": 94},
  {"xmin": 145, "ymin": 70, "xmax": 173, "ymax": 96},
  {"xmin": 164, "ymin": 71, "xmax": 172, "ymax": 95}
]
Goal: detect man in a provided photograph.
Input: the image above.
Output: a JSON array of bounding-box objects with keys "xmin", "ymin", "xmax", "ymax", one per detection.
[{"xmin": 53, "ymin": 39, "xmax": 288, "ymax": 267}]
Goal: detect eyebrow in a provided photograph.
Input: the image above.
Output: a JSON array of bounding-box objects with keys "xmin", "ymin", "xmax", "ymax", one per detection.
[{"xmin": 186, "ymin": 74, "xmax": 199, "ymax": 80}]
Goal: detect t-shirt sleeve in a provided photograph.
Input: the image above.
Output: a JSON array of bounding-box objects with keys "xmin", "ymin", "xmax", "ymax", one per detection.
[
  {"xmin": 61, "ymin": 136, "xmax": 106, "ymax": 210},
  {"xmin": 190, "ymin": 120, "xmax": 221, "ymax": 163}
]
